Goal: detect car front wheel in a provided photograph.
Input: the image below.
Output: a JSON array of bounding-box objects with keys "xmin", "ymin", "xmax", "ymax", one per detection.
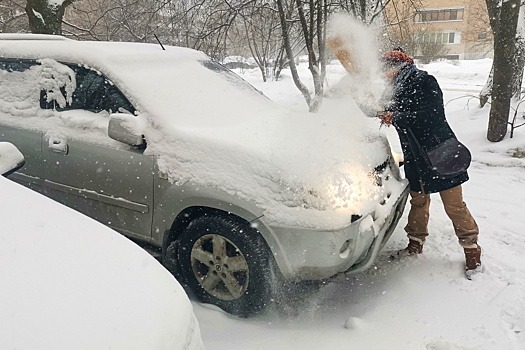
[{"xmin": 177, "ymin": 214, "xmax": 274, "ymax": 317}]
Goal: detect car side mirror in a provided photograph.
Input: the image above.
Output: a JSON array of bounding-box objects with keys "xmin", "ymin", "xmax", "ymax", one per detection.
[
  {"xmin": 0, "ymin": 142, "xmax": 25, "ymax": 176},
  {"xmin": 108, "ymin": 114, "xmax": 145, "ymax": 147}
]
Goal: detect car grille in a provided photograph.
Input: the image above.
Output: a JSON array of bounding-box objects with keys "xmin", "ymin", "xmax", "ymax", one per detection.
[
  {"xmin": 346, "ymin": 157, "xmax": 394, "ymax": 224},
  {"xmin": 374, "ymin": 158, "xmax": 389, "ymax": 174},
  {"xmin": 373, "ymin": 157, "xmax": 390, "ymax": 186}
]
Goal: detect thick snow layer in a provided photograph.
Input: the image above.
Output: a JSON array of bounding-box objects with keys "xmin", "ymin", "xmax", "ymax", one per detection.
[
  {"xmin": 0, "ymin": 176, "xmax": 204, "ymax": 349},
  {"xmin": 0, "ymin": 40, "xmax": 405, "ymax": 230},
  {"xmin": 0, "ymin": 142, "xmax": 23, "ymax": 174},
  {"xmin": 195, "ymin": 59, "xmax": 525, "ymax": 349},
  {"xmin": 0, "ymin": 60, "xmax": 119, "ymax": 149}
]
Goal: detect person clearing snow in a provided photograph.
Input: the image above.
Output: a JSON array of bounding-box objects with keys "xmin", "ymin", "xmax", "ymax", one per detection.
[
  {"xmin": 378, "ymin": 49, "xmax": 482, "ymax": 280},
  {"xmin": 326, "ymin": 25, "xmax": 482, "ymax": 279}
]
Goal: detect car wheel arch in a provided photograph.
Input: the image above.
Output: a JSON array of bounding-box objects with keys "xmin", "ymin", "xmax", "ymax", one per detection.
[
  {"xmin": 161, "ymin": 205, "xmax": 292, "ymax": 283},
  {"xmin": 162, "ymin": 206, "xmax": 255, "ymax": 259}
]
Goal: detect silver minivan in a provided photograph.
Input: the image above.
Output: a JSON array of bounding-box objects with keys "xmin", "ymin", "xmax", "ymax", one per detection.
[{"xmin": 0, "ymin": 34, "xmax": 408, "ymax": 316}]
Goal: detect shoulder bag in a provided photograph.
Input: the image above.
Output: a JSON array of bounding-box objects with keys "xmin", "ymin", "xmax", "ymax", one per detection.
[{"xmin": 408, "ymin": 129, "xmax": 471, "ymax": 177}]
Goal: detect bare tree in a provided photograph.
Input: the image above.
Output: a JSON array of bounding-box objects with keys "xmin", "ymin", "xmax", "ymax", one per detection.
[
  {"xmin": 273, "ymin": 0, "xmax": 392, "ymax": 111},
  {"xmin": 167, "ymin": 0, "xmax": 255, "ymax": 59},
  {"xmin": 335, "ymin": 0, "xmax": 390, "ymax": 24},
  {"xmin": 276, "ymin": 0, "xmax": 329, "ymax": 112},
  {"xmin": 295, "ymin": 0, "xmax": 328, "ymax": 111},
  {"xmin": 63, "ymin": 0, "xmax": 172, "ymax": 42},
  {"xmin": 0, "ymin": 0, "xmax": 29, "ymax": 32},
  {"xmin": 231, "ymin": 3, "xmax": 282, "ymax": 81},
  {"xmin": 511, "ymin": 5, "xmax": 525, "ymax": 99},
  {"xmin": 485, "ymin": 0, "xmax": 521, "ymax": 142},
  {"xmin": 276, "ymin": 0, "xmax": 310, "ymax": 105},
  {"xmin": 479, "ymin": 0, "xmax": 500, "ymax": 107},
  {"xmin": 462, "ymin": 0, "xmax": 493, "ymax": 59},
  {"xmin": 26, "ymin": 0, "xmax": 74, "ymax": 34}
]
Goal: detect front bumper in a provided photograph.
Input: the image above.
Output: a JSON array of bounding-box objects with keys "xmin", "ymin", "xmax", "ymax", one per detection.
[{"xmin": 268, "ymin": 184, "xmax": 409, "ymax": 280}]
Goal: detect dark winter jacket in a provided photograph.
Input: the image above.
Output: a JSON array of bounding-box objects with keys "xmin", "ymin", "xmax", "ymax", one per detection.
[{"xmin": 386, "ymin": 64, "xmax": 469, "ymax": 194}]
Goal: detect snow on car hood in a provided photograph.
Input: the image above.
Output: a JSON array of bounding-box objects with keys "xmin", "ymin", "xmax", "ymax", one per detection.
[
  {"xmin": 0, "ymin": 40, "xmax": 405, "ymax": 230},
  {"xmin": 121, "ymin": 55, "xmax": 404, "ymax": 230},
  {"xmin": 101, "ymin": 46, "xmax": 403, "ymax": 229}
]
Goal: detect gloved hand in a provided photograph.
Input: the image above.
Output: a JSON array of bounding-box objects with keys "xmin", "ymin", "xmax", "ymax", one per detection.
[{"xmin": 378, "ymin": 111, "xmax": 393, "ymax": 126}]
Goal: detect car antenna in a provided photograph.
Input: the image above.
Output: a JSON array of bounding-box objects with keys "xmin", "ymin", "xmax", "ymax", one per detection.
[{"xmin": 154, "ymin": 34, "xmax": 165, "ymax": 51}]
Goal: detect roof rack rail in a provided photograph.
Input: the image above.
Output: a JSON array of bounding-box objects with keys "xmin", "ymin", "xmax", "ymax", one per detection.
[{"xmin": 0, "ymin": 33, "xmax": 71, "ymax": 41}]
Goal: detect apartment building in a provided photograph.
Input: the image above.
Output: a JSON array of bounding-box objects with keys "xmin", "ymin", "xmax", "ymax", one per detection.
[{"xmin": 385, "ymin": 0, "xmax": 493, "ymax": 60}]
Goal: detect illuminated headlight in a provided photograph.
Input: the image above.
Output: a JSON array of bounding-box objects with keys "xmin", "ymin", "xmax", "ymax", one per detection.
[{"xmin": 325, "ymin": 165, "xmax": 379, "ymax": 211}]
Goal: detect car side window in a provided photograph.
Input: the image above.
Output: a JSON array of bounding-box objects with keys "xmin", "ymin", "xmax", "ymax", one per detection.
[
  {"xmin": 0, "ymin": 58, "xmax": 41, "ymax": 110},
  {"xmin": 41, "ymin": 64, "xmax": 136, "ymax": 115},
  {"xmin": 0, "ymin": 59, "xmax": 35, "ymax": 73}
]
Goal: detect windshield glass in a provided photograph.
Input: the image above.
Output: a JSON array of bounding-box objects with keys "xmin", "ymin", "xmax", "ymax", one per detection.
[
  {"xmin": 100, "ymin": 51, "xmax": 275, "ymax": 129},
  {"xmin": 200, "ymin": 60, "xmax": 267, "ymax": 98}
]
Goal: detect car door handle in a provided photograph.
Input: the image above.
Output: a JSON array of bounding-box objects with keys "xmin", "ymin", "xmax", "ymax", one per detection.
[{"xmin": 48, "ymin": 137, "xmax": 69, "ymax": 155}]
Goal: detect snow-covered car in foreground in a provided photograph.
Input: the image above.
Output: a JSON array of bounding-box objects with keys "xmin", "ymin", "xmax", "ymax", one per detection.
[
  {"xmin": 0, "ymin": 142, "xmax": 204, "ymax": 350},
  {"xmin": 0, "ymin": 34, "xmax": 409, "ymax": 317}
]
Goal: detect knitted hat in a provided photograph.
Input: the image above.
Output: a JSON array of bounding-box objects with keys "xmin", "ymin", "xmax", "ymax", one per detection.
[{"xmin": 381, "ymin": 50, "xmax": 414, "ymax": 68}]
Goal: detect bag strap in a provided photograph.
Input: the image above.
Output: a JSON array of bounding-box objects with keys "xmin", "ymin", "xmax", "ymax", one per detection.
[
  {"xmin": 407, "ymin": 128, "xmax": 423, "ymax": 151},
  {"xmin": 406, "ymin": 128, "xmax": 432, "ymax": 168}
]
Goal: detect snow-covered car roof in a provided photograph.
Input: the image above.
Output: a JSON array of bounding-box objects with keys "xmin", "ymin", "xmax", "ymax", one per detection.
[
  {"xmin": 0, "ymin": 154, "xmax": 203, "ymax": 349},
  {"xmin": 0, "ymin": 37, "xmax": 270, "ymax": 125},
  {"xmin": 0, "ymin": 33, "xmax": 71, "ymax": 41}
]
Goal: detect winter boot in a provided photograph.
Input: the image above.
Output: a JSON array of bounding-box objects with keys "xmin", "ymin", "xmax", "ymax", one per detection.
[
  {"xmin": 390, "ymin": 239, "xmax": 423, "ymax": 260},
  {"xmin": 464, "ymin": 245, "xmax": 483, "ymax": 280}
]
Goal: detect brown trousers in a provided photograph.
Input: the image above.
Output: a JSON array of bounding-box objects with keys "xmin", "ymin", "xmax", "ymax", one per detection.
[{"xmin": 405, "ymin": 185, "xmax": 479, "ymax": 248}]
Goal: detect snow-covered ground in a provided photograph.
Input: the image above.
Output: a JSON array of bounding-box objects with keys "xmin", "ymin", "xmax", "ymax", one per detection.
[{"xmin": 194, "ymin": 59, "xmax": 525, "ymax": 349}]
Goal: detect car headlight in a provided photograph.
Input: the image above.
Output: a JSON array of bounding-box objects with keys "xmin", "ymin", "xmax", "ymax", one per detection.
[{"xmin": 325, "ymin": 164, "xmax": 379, "ymax": 211}]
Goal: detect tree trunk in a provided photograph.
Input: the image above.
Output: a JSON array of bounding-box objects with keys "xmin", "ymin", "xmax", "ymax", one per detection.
[
  {"xmin": 276, "ymin": 0, "xmax": 312, "ymax": 108},
  {"xmin": 479, "ymin": 0, "xmax": 500, "ymax": 107},
  {"xmin": 295, "ymin": 0, "xmax": 324, "ymax": 112},
  {"xmin": 487, "ymin": 0, "xmax": 521, "ymax": 142},
  {"xmin": 26, "ymin": 0, "xmax": 73, "ymax": 35},
  {"xmin": 314, "ymin": 0, "xmax": 327, "ymax": 112},
  {"xmin": 512, "ymin": 6, "xmax": 525, "ymax": 99},
  {"xmin": 480, "ymin": 64, "xmax": 493, "ymax": 108},
  {"xmin": 512, "ymin": 36, "xmax": 525, "ymax": 99}
]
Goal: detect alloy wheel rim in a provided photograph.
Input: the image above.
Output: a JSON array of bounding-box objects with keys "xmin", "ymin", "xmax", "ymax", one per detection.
[{"xmin": 190, "ymin": 234, "xmax": 249, "ymax": 301}]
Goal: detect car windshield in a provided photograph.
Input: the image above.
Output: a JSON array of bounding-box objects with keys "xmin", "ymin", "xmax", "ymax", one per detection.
[
  {"xmin": 99, "ymin": 50, "xmax": 276, "ymax": 130},
  {"xmin": 200, "ymin": 60, "xmax": 266, "ymax": 98}
]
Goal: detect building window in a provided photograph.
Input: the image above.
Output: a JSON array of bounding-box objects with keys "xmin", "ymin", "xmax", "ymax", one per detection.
[
  {"xmin": 417, "ymin": 31, "xmax": 461, "ymax": 45},
  {"xmin": 415, "ymin": 8, "xmax": 464, "ymax": 22},
  {"xmin": 478, "ymin": 32, "xmax": 488, "ymax": 40}
]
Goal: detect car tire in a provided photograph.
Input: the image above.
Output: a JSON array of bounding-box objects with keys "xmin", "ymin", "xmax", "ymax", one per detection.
[{"xmin": 177, "ymin": 214, "xmax": 274, "ymax": 317}]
